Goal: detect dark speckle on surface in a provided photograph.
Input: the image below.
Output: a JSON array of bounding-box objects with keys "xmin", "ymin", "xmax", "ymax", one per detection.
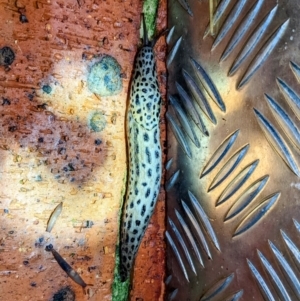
[
  {"xmin": 88, "ymin": 266, "xmax": 97, "ymax": 272},
  {"xmin": 94, "ymin": 138, "xmax": 102, "ymax": 145},
  {"xmin": 8, "ymin": 125, "xmax": 17, "ymax": 132},
  {"xmin": 50, "ymin": 286, "xmax": 75, "ymax": 301},
  {"xmin": 45, "ymin": 244, "xmax": 53, "ymax": 252},
  {"xmin": 2, "ymin": 98, "xmax": 11, "ymax": 105},
  {"xmin": 0, "ymin": 47, "xmax": 15, "ymax": 66},
  {"xmin": 63, "ymin": 163, "xmax": 75, "ymax": 172},
  {"xmin": 20, "ymin": 14, "xmax": 28, "ymax": 23},
  {"xmin": 26, "ymin": 91, "xmax": 35, "ymax": 101},
  {"xmin": 35, "ymin": 236, "xmax": 45, "ymax": 248},
  {"xmin": 42, "ymin": 85, "xmax": 52, "ymax": 94}
]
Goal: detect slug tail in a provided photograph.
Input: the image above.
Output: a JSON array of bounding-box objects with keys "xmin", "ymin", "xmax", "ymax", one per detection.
[
  {"xmin": 141, "ymin": 13, "xmax": 149, "ymax": 46},
  {"xmin": 120, "ymin": 262, "xmax": 129, "ymax": 283}
]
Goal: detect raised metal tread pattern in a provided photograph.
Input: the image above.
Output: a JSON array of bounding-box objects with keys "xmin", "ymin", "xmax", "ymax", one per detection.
[{"xmin": 166, "ymin": 0, "xmax": 298, "ymax": 300}]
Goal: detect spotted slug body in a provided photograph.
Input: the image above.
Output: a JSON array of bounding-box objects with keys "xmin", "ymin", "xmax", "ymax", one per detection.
[{"xmin": 120, "ymin": 34, "xmax": 162, "ymax": 281}]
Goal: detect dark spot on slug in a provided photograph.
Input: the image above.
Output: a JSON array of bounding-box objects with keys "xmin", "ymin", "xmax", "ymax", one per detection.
[
  {"xmin": 133, "ymin": 229, "xmax": 138, "ymax": 234},
  {"xmin": 134, "ymin": 71, "xmax": 141, "ymax": 80},
  {"xmin": 143, "ymin": 133, "xmax": 149, "ymax": 141},
  {"xmin": 135, "ymin": 220, "xmax": 141, "ymax": 226},
  {"xmin": 145, "ymin": 188, "xmax": 150, "ymax": 198},
  {"xmin": 145, "ymin": 147, "xmax": 151, "ymax": 164},
  {"xmin": 141, "ymin": 205, "xmax": 146, "ymax": 216},
  {"xmin": 154, "ymin": 129, "xmax": 158, "ymax": 143},
  {"xmin": 135, "ymin": 95, "xmax": 140, "ymax": 105}
]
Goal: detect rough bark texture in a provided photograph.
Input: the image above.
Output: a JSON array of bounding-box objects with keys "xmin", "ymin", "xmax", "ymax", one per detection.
[{"xmin": 0, "ymin": 0, "xmax": 166, "ymax": 300}]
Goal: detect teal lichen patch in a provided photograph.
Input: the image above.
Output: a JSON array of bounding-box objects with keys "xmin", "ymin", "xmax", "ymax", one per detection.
[
  {"xmin": 88, "ymin": 111, "xmax": 106, "ymax": 132},
  {"xmin": 87, "ymin": 55, "xmax": 122, "ymax": 96},
  {"xmin": 142, "ymin": 0, "xmax": 159, "ymax": 41},
  {"xmin": 42, "ymin": 84, "xmax": 52, "ymax": 94}
]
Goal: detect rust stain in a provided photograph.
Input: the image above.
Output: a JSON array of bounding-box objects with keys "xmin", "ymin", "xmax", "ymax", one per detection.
[{"xmin": 0, "ymin": 0, "xmax": 166, "ymax": 300}]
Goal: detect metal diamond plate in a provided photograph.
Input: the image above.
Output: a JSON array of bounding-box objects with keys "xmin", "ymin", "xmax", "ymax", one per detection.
[{"xmin": 166, "ymin": 0, "xmax": 300, "ymax": 300}]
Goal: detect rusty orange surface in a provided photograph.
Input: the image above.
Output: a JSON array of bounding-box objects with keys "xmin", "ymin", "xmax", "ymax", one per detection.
[{"xmin": 0, "ymin": 0, "xmax": 166, "ymax": 300}]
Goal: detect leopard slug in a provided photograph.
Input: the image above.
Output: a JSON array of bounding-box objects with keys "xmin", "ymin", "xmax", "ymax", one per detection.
[{"xmin": 119, "ymin": 15, "xmax": 162, "ymax": 282}]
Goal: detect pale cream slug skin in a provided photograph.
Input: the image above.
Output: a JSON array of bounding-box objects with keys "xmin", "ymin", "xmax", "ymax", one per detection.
[{"xmin": 112, "ymin": 2, "xmax": 167, "ymax": 301}]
